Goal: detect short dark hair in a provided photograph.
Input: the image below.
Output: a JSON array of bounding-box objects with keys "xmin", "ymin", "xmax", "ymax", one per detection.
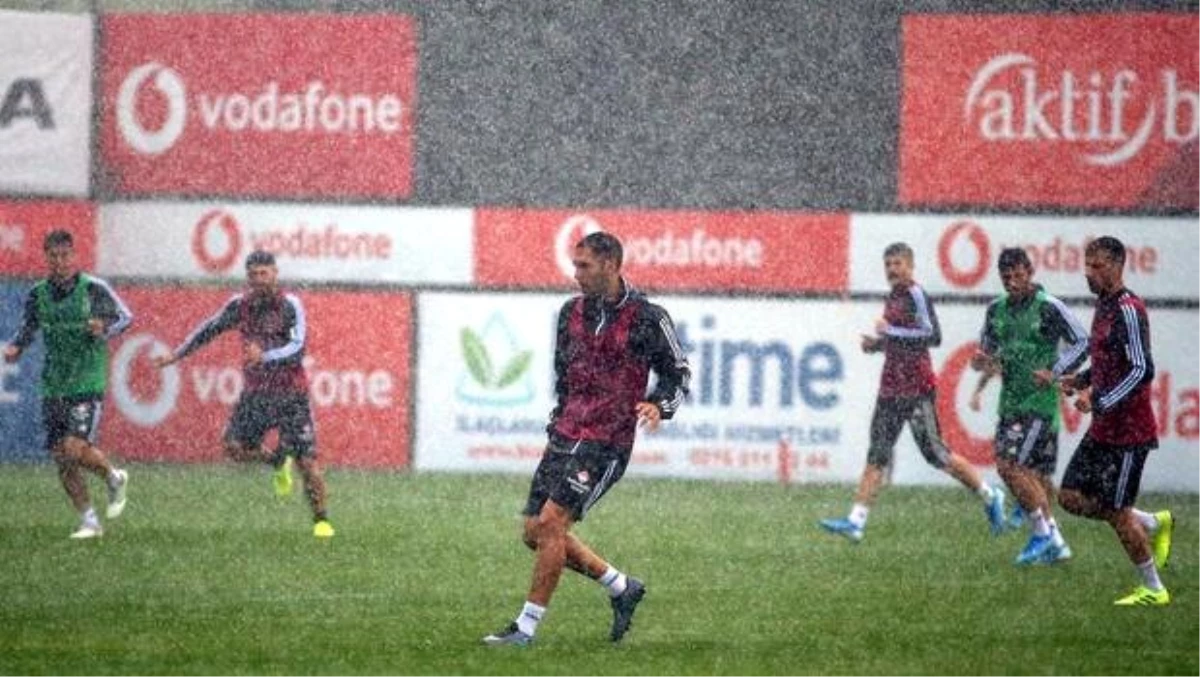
[
  {"xmin": 244, "ymin": 250, "xmax": 276, "ymax": 268},
  {"xmin": 43, "ymin": 229, "xmax": 73, "ymax": 250},
  {"xmin": 577, "ymin": 231, "xmax": 623, "ymax": 267},
  {"xmin": 883, "ymin": 242, "xmax": 913, "ymax": 261},
  {"xmin": 997, "ymin": 247, "xmax": 1032, "ymax": 272},
  {"xmin": 1086, "ymin": 236, "xmax": 1126, "ymax": 265}
]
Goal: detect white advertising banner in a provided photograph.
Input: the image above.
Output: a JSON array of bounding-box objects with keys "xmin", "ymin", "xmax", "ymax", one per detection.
[
  {"xmin": 98, "ymin": 201, "xmax": 473, "ymax": 284},
  {"xmin": 849, "ymin": 215, "xmax": 1200, "ymax": 300},
  {"xmin": 0, "ymin": 11, "xmax": 92, "ymax": 196},
  {"xmin": 415, "ymin": 292, "xmax": 1198, "ymax": 493}
]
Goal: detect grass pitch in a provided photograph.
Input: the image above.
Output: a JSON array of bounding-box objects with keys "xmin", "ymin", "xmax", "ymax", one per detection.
[{"xmin": 0, "ymin": 463, "xmax": 1195, "ymax": 675}]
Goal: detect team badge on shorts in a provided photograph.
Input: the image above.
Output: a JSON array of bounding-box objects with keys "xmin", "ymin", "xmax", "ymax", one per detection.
[
  {"xmin": 1003, "ymin": 422, "xmax": 1024, "ymax": 456},
  {"xmin": 71, "ymin": 403, "xmax": 91, "ymax": 434},
  {"xmin": 567, "ymin": 469, "xmax": 591, "ymax": 495}
]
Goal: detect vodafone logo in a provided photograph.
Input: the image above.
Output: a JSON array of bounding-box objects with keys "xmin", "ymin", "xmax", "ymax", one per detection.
[
  {"xmin": 192, "ymin": 209, "xmax": 243, "ymax": 273},
  {"xmin": 554, "ymin": 214, "xmax": 603, "ymax": 279},
  {"xmin": 937, "ymin": 221, "xmax": 990, "ymax": 289},
  {"xmin": 111, "ymin": 334, "xmax": 180, "ymax": 427},
  {"xmin": 116, "ymin": 62, "xmax": 188, "ymax": 155}
]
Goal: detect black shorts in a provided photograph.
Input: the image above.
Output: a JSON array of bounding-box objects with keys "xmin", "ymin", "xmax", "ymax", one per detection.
[
  {"xmin": 993, "ymin": 414, "xmax": 1058, "ymax": 476},
  {"xmin": 522, "ymin": 434, "xmax": 629, "ymax": 522},
  {"xmin": 1061, "ymin": 436, "xmax": 1156, "ymax": 510},
  {"xmin": 42, "ymin": 395, "xmax": 103, "ymax": 448},
  {"xmin": 224, "ymin": 392, "xmax": 316, "ymax": 458},
  {"xmin": 866, "ymin": 393, "xmax": 952, "ymax": 470}
]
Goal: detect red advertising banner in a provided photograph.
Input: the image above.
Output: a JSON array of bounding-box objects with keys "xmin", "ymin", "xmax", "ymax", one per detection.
[
  {"xmin": 475, "ymin": 209, "xmax": 849, "ymax": 293},
  {"xmin": 900, "ymin": 14, "xmax": 1198, "ymax": 209},
  {"xmin": 99, "ymin": 13, "xmax": 416, "ymax": 199},
  {"xmin": 101, "ymin": 287, "xmax": 412, "ymax": 468},
  {"xmin": 0, "ymin": 201, "xmax": 95, "ymax": 277}
]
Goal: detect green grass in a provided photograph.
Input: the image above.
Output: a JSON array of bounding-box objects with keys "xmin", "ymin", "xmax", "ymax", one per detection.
[{"xmin": 0, "ymin": 463, "xmax": 1196, "ymax": 675}]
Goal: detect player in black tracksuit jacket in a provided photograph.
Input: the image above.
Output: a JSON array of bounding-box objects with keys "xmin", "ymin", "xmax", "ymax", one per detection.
[{"xmin": 484, "ymin": 231, "xmax": 690, "ymax": 647}]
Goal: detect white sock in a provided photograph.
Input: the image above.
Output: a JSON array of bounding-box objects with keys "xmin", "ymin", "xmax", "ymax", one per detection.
[
  {"xmin": 976, "ymin": 483, "xmax": 994, "ymax": 503},
  {"xmin": 106, "ymin": 468, "xmax": 122, "ymax": 486},
  {"xmin": 1048, "ymin": 518, "xmax": 1066, "ymax": 547},
  {"xmin": 81, "ymin": 507, "xmax": 99, "ymax": 526},
  {"xmin": 516, "ymin": 601, "xmax": 545, "ymax": 636},
  {"xmin": 1028, "ymin": 509, "xmax": 1050, "ymax": 537},
  {"xmin": 849, "ymin": 503, "xmax": 869, "ymax": 528},
  {"xmin": 1136, "ymin": 559, "xmax": 1164, "ymax": 592},
  {"xmin": 1131, "ymin": 509, "xmax": 1159, "ymax": 534},
  {"xmin": 598, "ymin": 566, "xmax": 628, "ymax": 598}
]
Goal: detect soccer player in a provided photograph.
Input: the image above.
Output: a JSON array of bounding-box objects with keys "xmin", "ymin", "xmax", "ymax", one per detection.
[
  {"xmin": 482, "ymin": 232, "xmax": 690, "ymax": 646},
  {"xmin": 151, "ymin": 250, "xmax": 334, "ymax": 539},
  {"xmin": 970, "ymin": 247, "xmax": 1088, "ymax": 565},
  {"xmin": 4, "ymin": 230, "xmax": 132, "ymax": 539},
  {"xmin": 820, "ymin": 242, "xmax": 1005, "ymax": 543},
  {"xmin": 1058, "ymin": 237, "xmax": 1173, "ymax": 606}
]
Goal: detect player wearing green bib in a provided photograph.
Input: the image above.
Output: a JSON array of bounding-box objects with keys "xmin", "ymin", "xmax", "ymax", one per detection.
[
  {"xmin": 4, "ymin": 230, "xmax": 133, "ymax": 539},
  {"xmin": 970, "ymin": 248, "xmax": 1088, "ymax": 566}
]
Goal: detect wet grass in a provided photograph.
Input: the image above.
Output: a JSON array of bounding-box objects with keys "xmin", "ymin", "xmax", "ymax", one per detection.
[{"xmin": 1, "ymin": 463, "xmax": 1196, "ymax": 675}]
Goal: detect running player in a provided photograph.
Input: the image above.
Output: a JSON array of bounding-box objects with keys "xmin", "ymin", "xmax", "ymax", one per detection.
[
  {"xmin": 152, "ymin": 250, "xmax": 333, "ymax": 538},
  {"xmin": 820, "ymin": 242, "xmax": 1006, "ymax": 543},
  {"xmin": 4, "ymin": 230, "xmax": 132, "ymax": 539}
]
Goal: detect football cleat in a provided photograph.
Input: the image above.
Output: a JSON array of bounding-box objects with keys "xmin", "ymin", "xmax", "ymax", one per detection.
[
  {"xmin": 1040, "ymin": 542, "xmax": 1072, "ymax": 564},
  {"xmin": 70, "ymin": 522, "xmax": 103, "ymax": 539},
  {"xmin": 1151, "ymin": 510, "xmax": 1173, "ymax": 569},
  {"xmin": 1113, "ymin": 585, "xmax": 1170, "ymax": 606},
  {"xmin": 482, "ymin": 622, "xmax": 533, "ymax": 646},
  {"xmin": 313, "ymin": 520, "xmax": 335, "ymax": 538},
  {"xmin": 1015, "ymin": 533, "xmax": 1054, "ymax": 566},
  {"xmin": 106, "ymin": 469, "xmax": 128, "ymax": 519},
  {"xmin": 610, "ymin": 577, "xmax": 646, "ymax": 642},
  {"xmin": 274, "ymin": 456, "xmax": 294, "ymax": 498},
  {"xmin": 986, "ymin": 488, "xmax": 1007, "ymax": 536},
  {"xmin": 819, "ymin": 517, "xmax": 863, "ymax": 543}
]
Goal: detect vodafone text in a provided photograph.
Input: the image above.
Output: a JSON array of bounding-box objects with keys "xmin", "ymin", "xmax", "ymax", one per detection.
[
  {"xmin": 623, "ymin": 229, "xmax": 763, "ymax": 268},
  {"xmin": 198, "ymin": 81, "xmax": 402, "ymax": 135},
  {"xmin": 247, "ymin": 226, "xmax": 392, "ymax": 261},
  {"xmin": 1015, "ymin": 237, "xmax": 1157, "ymax": 276},
  {"xmin": 191, "ymin": 356, "xmax": 394, "ymax": 407}
]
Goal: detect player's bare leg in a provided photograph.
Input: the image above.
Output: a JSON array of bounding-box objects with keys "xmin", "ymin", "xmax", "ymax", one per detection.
[
  {"xmin": 54, "ymin": 444, "xmax": 104, "ymax": 538},
  {"xmin": 853, "ymin": 463, "xmax": 886, "ymax": 506},
  {"xmin": 527, "ymin": 501, "xmax": 571, "ymax": 607},
  {"xmin": 296, "ymin": 456, "xmax": 333, "ymax": 537},
  {"xmin": 523, "ymin": 520, "xmax": 606, "ymax": 577},
  {"xmin": 1061, "ymin": 488, "xmax": 1166, "ymax": 602},
  {"xmin": 54, "ymin": 455, "xmax": 90, "ymax": 513},
  {"xmin": 1000, "ymin": 458, "xmax": 1068, "ymax": 564},
  {"xmin": 945, "ymin": 453, "xmax": 985, "ymax": 492},
  {"xmin": 997, "ymin": 459, "xmax": 1049, "ymax": 515}
]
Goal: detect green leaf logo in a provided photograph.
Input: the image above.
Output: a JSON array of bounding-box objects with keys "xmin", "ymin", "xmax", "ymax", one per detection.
[
  {"xmin": 461, "ymin": 327, "xmax": 494, "ymax": 386},
  {"xmin": 495, "ymin": 350, "xmax": 533, "ymax": 388},
  {"xmin": 461, "ymin": 328, "xmax": 532, "ymax": 391}
]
